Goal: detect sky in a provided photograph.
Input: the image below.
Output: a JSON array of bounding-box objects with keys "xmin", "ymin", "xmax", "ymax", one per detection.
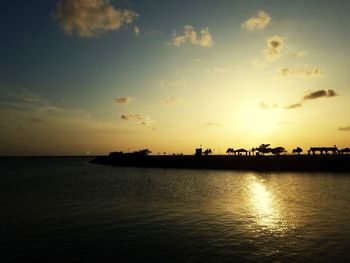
[{"xmin": 0, "ymin": 0, "xmax": 350, "ymax": 155}]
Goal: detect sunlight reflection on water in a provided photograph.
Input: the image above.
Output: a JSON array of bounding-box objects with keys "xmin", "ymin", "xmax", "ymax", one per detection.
[
  {"xmin": 246, "ymin": 174, "xmax": 297, "ymax": 235},
  {"xmin": 247, "ymin": 175, "xmax": 279, "ymax": 230}
]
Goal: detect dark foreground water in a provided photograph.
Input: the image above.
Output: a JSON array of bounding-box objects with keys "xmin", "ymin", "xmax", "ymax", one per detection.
[{"xmin": 1, "ymin": 157, "xmax": 350, "ymax": 262}]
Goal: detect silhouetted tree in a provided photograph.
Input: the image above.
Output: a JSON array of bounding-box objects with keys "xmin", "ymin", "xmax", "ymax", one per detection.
[
  {"xmin": 271, "ymin": 147, "xmax": 286, "ymax": 155},
  {"xmin": 292, "ymin": 147, "xmax": 303, "ymax": 155},
  {"xmin": 251, "ymin": 147, "xmax": 256, "ymax": 156},
  {"xmin": 226, "ymin": 148, "xmax": 234, "ymax": 155},
  {"xmin": 256, "ymin": 144, "xmax": 271, "ymax": 155},
  {"xmin": 203, "ymin": 148, "xmax": 212, "ymax": 155},
  {"xmin": 138, "ymin": 149, "xmax": 152, "ymax": 156}
]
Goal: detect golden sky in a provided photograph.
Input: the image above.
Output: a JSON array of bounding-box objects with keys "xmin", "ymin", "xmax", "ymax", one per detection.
[{"xmin": 0, "ymin": 0, "xmax": 349, "ymax": 155}]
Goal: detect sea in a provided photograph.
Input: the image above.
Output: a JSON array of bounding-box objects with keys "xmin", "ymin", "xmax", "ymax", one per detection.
[{"xmin": 1, "ymin": 156, "xmax": 350, "ymax": 262}]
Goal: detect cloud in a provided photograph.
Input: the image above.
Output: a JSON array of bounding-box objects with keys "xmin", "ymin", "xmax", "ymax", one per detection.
[
  {"xmin": 205, "ymin": 122, "xmax": 221, "ymax": 127},
  {"xmin": 0, "ymin": 88, "xmax": 120, "ymax": 138},
  {"xmin": 284, "ymin": 103, "xmax": 303, "ymax": 109},
  {"xmin": 211, "ymin": 67, "xmax": 228, "ymax": 74},
  {"xmin": 134, "ymin": 26, "xmax": 140, "ymax": 36},
  {"xmin": 53, "ymin": 0, "xmax": 138, "ymax": 38},
  {"xmin": 192, "ymin": 58, "xmax": 202, "ymax": 62},
  {"xmin": 115, "ymin": 96, "xmax": 133, "ymax": 104},
  {"xmin": 0, "ymin": 88, "xmax": 49, "ymax": 110},
  {"xmin": 289, "ymin": 50, "xmax": 308, "ymax": 58},
  {"xmin": 303, "ymin": 89, "xmax": 337, "ymax": 100},
  {"xmin": 29, "ymin": 117, "xmax": 45, "ymax": 124},
  {"xmin": 259, "ymin": 102, "xmax": 278, "ymax": 109},
  {"xmin": 338, "ymin": 126, "xmax": 350, "ymax": 131},
  {"xmin": 120, "ymin": 113, "xmax": 143, "ymax": 120},
  {"xmin": 171, "ymin": 25, "xmax": 213, "ymax": 47},
  {"xmin": 241, "ymin": 10, "xmax": 271, "ymax": 31},
  {"xmin": 263, "ymin": 36, "xmax": 284, "ymax": 61},
  {"xmin": 279, "ymin": 67, "xmax": 324, "ymax": 77},
  {"xmin": 283, "ymin": 89, "xmax": 338, "ymax": 110},
  {"xmin": 162, "ymin": 96, "xmax": 183, "ymax": 105}
]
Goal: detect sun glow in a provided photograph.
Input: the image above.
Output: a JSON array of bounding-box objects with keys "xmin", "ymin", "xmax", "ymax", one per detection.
[{"xmin": 240, "ymin": 107, "xmax": 280, "ymax": 134}]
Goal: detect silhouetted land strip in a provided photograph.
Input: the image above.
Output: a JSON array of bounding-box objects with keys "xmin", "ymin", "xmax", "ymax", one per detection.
[{"xmin": 90, "ymin": 155, "xmax": 350, "ymax": 172}]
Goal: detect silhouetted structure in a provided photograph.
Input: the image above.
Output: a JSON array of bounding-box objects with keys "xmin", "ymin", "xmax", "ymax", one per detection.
[
  {"xmin": 92, "ymin": 149, "xmax": 350, "ymax": 172},
  {"xmin": 339, "ymin": 148, "xmax": 350, "ymax": 154},
  {"xmin": 308, "ymin": 146, "xmax": 338, "ymax": 155},
  {"xmin": 233, "ymin": 148, "xmax": 249, "ymax": 156},
  {"xmin": 195, "ymin": 148, "xmax": 202, "ymax": 156}
]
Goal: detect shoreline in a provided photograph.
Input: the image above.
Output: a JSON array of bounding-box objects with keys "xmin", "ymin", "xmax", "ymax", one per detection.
[{"xmin": 90, "ymin": 155, "xmax": 350, "ymax": 172}]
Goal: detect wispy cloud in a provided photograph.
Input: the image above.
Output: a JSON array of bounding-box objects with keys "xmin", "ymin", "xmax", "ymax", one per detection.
[
  {"xmin": 134, "ymin": 26, "xmax": 140, "ymax": 36},
  {"xmin": 284, "ymin": 103, "xmax": 303, "ymax": 110},
  {"xmin": 192, "ymin": 58, "xmax": 202, "ymax": 62},
  {"xmin": 303, "ymin": 89, "xmax": 337, "ymax": 100},
  {"xmin": 263, "ymin": 36, "xmax": 284, "ymax": 61},
  {"xmin": 120, "ymin": 113, "xmax": 143, "ymax": 120},
  {"xmin": 0, "ymin": 88, "xmax": 119, "ymax": 136},
  {"xmin": 288, "ymin": 50, "xmax": 308, "ymax": 58},
  {"xmin": 205, "ymin": 122, "xmax": 221, "ymax": 127},
  {"xmin": 115, "ymin": 96, "xmax": 133, "ymax": 104},
  {"xmin": 162, "ymin": 96, "xmax": 183, "ymax": 105},
  {"xmin": 211, "ymin": 67, "xmax": 228, "ymax": 74},
  {"xmin": 259, "ymin": 101, "xmax": 278, "ymax": 109},
  {"xmin": 0, "ymin": 88, "xmax": 50, "ymax": 110},
  {"xmin": 53, "ymin": 0, "xmax": 138, "ymax": 38},
  {"xmin": 241, "ymin": 10, "xmax": 271, "ymax": 31},
  {"xmin": 170, "ymin": 25, "xmax": 214, "ymax": 47},
  {"xmin": 29, "ymin": 117, "xmax": 45, "ymax": 124},
  {"xmin": 279, "ymin": 67, "xmax": 324, "ymax": 77},
  {"xmin": 338, "ymin": 126, "xmax": 350, "ymax": 131}
]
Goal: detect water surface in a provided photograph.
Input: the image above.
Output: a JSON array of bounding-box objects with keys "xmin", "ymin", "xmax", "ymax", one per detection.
[{"xmin": 1, "ymin": 157, "xmax": 350, "ymax": 262}]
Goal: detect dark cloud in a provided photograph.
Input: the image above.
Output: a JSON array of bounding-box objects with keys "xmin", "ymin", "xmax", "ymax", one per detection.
[
  {"xmin": 284, "ymin": 103, "xmax": 303, "ymax": 109},
  {"xmin": 303, "ymin": 89, "xmax": 337, "ymax": 100},
  {"xmin": 120, "ymin": 113, "xmax": 143, "ymax": 120},
  {"xmin": 263, "ymin": 36, "xmax": 283, "ymax": 61},
  {"xmin": 338, "ymin": 126, "xmax": 350, "ymax": 131},
  {"xmin": 115, "ymin": 96, "xmax": 133, "ymax": 104}
]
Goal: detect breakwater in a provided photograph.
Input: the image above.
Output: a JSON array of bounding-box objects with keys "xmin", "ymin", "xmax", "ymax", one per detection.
[{"xmin": 90, "ymin": 155, "xmax": 350, "ymax": 172}]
